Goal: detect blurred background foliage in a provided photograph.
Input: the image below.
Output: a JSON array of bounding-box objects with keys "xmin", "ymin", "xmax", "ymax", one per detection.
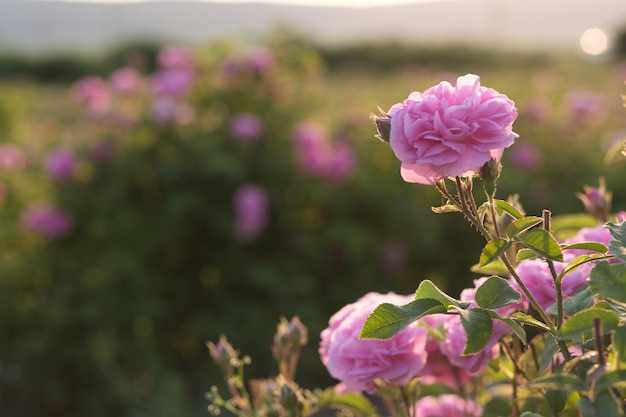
[{"xmin": 0, "ymin": 27, "xmax": 626, "ymax": 417}]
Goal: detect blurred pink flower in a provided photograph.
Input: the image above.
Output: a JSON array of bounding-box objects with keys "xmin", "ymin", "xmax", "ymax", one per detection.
[
  {"xmin": 512, "ymin": 254, "xmax": 592, "ymax": 311},
  {"xmin": 522, "ymin": 99, "xmax": 551, "ymax": 122},
  {"xmin": 414, "ymin": 394, "xmax": 483, "ymax": 417},
  {"xmin": 219, "ymin": 49, "xmax": 275, "ymax": 79},
  {"xmin": 327, "ymin": 142, "xmax": 356, "ymax": 184},
  {"xmin": 234, "ymin": 184, "xmax": 269, "ymax": 242},
  {"xmin": 381, "ymin": 239, "xmax": 408, "ymax": 276},
  {"xmin": 0, "ymin": 144, "xmax": 26, "ymax": 171},
  {"xmin": 319, "ymin": 292, "xmax": 428, "ymax": 394},
  {"xmin": 292, "ymin": 121, "xmax": 331, "ymax": 176},
  {"xmin": 387, "ymin": 73, "xmax": 518, "ymax": 184},
  {"xmin": 508, "ymin": 142, "xmax": 541, "ymax": 172},
  {"xmin": 151, "ymin": 97, "xmax": 195, "ymax": 125},
  {"xmin": 44, "ymin": 148, "xmax": 76, "ymax": 181},
  {"xmin": 247, "ymin": 48, "xmax": 275, "ymax": 74},
  {"xmin": 157, "ymin": 45, "xmax": 195, "ymax": 71},
  {"xmin": 71, "ymin": 76, "xmax": 111, "ymax": 116},
  {"xmin": 22, "ymin": 204, "xmax": 72, "ymax": 239},
  {"xmin": 291, "ymin": 122, "xmax": 355, "ymax": 183},
  {"xmin": 150, "ymin": 68, "xmax": 196, "ymax": 98},
  {"xmin": 563, "ymin": 89, "xmax": 607, "ymax": 126},
  {"xmin": 229, "ymin": 113, "xmax": 264, "ymax": 143},
  {"xmin": 109, "ymin": 67, "xmax": 143, "ymax": 94}
]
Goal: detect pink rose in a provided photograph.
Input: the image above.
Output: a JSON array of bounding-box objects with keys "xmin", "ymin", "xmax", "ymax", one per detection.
[
  {"xmin": 439, "ymin": 314, "xmax": 500, "ymax": 375},
  {"xmin": 0, "ymin": 144, "xmax": 26, "ymax": 171},
  {"xmin": 229, "ymin": 113, "xmax": 264, "ymax": 143},
  {"xmin": 319, "ymin": 292, "xmax": 428, "ymax": 394},
  {"xmin": 71, "ymin": 76, "xmax": 111, "ymax": 116},
  {"xmin": 512, "ymin": 255, "xmax": 592, "ymax": 312},
  {"xmin": 563, "ymin": 89, "xmax": 606, "ymax": 126},
  {"xmin": 233, "ymin": 184, "xmax": 269, "ymax": 242},
  {"xmin": 291, "ymin": 121, "xmax": 355, "ymax": 183},
  {"xmin": 44, "ymin": 148, "xmax": 77, "ymax": 181},
  {"xmin": 414, "ymin": 394, "xmax": 483, "ymax": 417},
  {"xmin": 508, "ymin": 142, "xmax": 541, "ymax": 172},
  {"xmin": 387, "ymin": 74, "xmax": 518, "ymax": 184},
  {"xmin": 22, "ymin": 204, "xmax": 73, "ymax": 239},
  {"xmin": 109, "ymin": 67, "xmax": 143, "ymax": 94}
]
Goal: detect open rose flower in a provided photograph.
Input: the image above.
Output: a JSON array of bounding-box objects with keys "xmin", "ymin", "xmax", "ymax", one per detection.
[
  {"xmin": 384, "ymin": 74, "xmax": 518, "ymax": 184},
  {"xmin": 319, "ymin": 292, "xmax": 428, "ymax": 394}
]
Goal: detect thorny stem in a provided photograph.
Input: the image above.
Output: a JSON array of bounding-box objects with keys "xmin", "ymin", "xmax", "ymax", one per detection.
[
  {"xmin": 439, "ymin": 178, "xmax": 572, "ymax": 359},
  {"xmin": 594, "ymin": 317, "xmax": 605, "ymax": 367},
  {"xmin": 485, "ymin": 183, "xmax": 502, "ymax": 238}
]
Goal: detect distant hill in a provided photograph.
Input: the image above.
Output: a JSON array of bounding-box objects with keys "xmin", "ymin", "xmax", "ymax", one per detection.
[{"xmin": 1, "ymin": 0, "xmax": 626, "ymax": 55}]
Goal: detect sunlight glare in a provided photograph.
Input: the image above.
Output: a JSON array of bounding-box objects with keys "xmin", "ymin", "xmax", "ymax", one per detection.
[{"xmin": 579, "ymin": 28, "xmax": 608, "ymax": 56}]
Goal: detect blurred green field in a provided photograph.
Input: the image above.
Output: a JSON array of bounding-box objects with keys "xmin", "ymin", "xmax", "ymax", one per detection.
[{"xmin": 0, "ymin": 33, "xmax": 625, "ymax": 417}]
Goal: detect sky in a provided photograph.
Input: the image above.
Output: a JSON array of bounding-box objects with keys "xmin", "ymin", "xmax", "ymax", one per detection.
[{"xmin": 49, "ymin": 0, "xmax": 450, "ymax": 7}]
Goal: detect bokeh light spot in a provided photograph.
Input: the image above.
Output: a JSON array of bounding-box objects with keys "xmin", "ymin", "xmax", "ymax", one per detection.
[{"xmin": 580, "ymin": 28, "xmax": 608, "ymax": 55}]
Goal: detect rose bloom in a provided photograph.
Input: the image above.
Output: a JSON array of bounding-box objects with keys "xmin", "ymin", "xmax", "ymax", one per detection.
[
  {"xmin": 233, "ymin": 184, "xmax": 269, "ymax": 242},
  {"xmin": 44, "ymin": 148, "xmax": 77, "ymax": 181},
  {"xmin": 109, "ymin": 67, "xmax": 143, "ymax": 94},
  {"xmin": 229, "ymin": 113, "xmax": 265, "ymax": 143},
  {"xmin": 0, "ymin": 144, "xmax": 26, "ymax": 171},
  {"xmin": 22, "ymin": 204, "xmax": 73, "ymax": 239},
  {"xmin": 387, "ymin": 74, "xmax": 518, "ymax": 184},
  {"xmin": 414, "ymin": 394, "xmax": 483, "ymax": 417},
  {"xmin": 418, "ymin": 314, "xmax": 472, "ymax": 389},
  {"xmin": 439, "ymin": 314, "xmax": 501, "ymax": 375},
  {"xmin": 71, "ymin": 76, "xmax": 111, "ymax": 116},
  {"xmin": 319, "ymin": 292, "xmax": 428, "ymax": 394},
  {"xmin": 512, "ymin": 254, "xmax": 593, "ymax": 311},
  {"xmin": 563, "ymin": 89, "xmax": 607, "ymax": 126}
]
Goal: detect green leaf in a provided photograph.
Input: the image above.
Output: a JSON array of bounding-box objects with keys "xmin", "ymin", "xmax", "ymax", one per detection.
[
  {"xmin": 519, "ymin": 413, "xmax": 546, "ymax": 417},
  {"xmin": 610, "ymin": 325, "xmax": 626, "ymax": 370},
  {"xmin": 558, "ymin": 308, "xmax": 620, "ymax": 341},
  {"xmin": 516, "ymin": 228, "xmax": 563, "ymax": 262},
  {"xmin": 551, "ymin": 213, "xmax": 599, "ymax": 240},
  {"xmin": 589, "ymin": 262, "xmax": 626, "ymax": 304},
  {"xmin": 486, "ymin": 310, "xmax": 527, "ymax": 346},
  {"xmin": 546, "ymin": 389, "xmax": 567, "ymax": 413},
  {"xmin": 414, "ymin": 279, "xmax": 470, "ymax": 309},
  {"xmin": 317, "ymin": 390, "xmax": 378, "ymax": 417},
  {"xmin": 579, "ymin": 392, "xmax": 620, "ymax": 417},
  {"xmin": 457, "ymin": 308, "xmax": 493, "ymax": 355},
  {"xmin": 516, "ymin": 248, "xmax": 537, "ymax": 262},
  {"xmin": 546, "ymin": 286, "xmax": 594, "ymax": 317},
  {"xmin": 606, "ymin": 221, "xmax": 626, "ymax": 263},
  {"xmin": 475, "ymin": 276, "xmax": 522, "ymax": 310},
  {"xmin": 493, "ymin": 199, "xmax": 524, "ymax": 220},
  {"xmin": 506, "ymin": 216, "xmax": 543, "ymax": 238},
  {"xmin": 595, "ymin": 369, "xmax": 626, "ymax": 392},
  {"xmin": 525, "ymin": 373, "xmax": 589, "ymax": 392},
  {"xmin": 606, "ymin": 221, "xmax": 626, "ymax": 245},
  {"xmin": 560, "ymin": 255, "xmax": 605, "ymax": 280},
  {"xmin": 561, "ymin": 242, "xmax": 608, "ymax": 254},
  {"xmin": 511, "ymin": 312, "xmax": 553, "ymax": 333},
  {"xmin": 608, "ymin": 240, "xmax": 626, "ymax": 263},
  {"xmin": 539, "ymin": 336, "xmax": 559, "ymax": 372},
  {"xmin": 480, "ymin": 238, "xmax": 512, "ymax": 267},
  {"xmin": 431, "ymin": 204, "xmax": 462, "ymax": 214},
  {"xmin": 360, "ymin": 298, "xmax": 446, "ymax": 340},
  {"xmin": 470, "ymin": 259, "xmax": 508, "ymax": 277}
]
